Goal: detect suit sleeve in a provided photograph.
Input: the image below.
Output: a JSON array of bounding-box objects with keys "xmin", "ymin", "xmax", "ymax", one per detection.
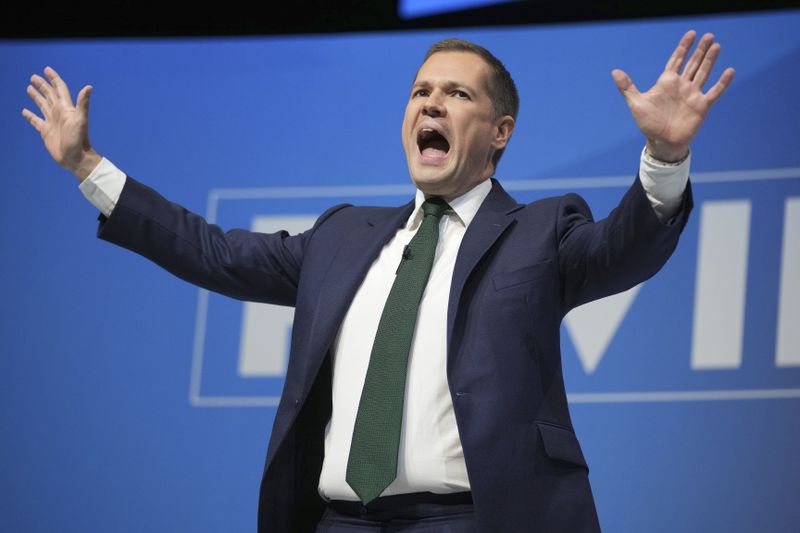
[
  {"xmin": 95, "ymin": 175, "xmax": 348, "ymax": 306},
  {"xmin": 556, "ymin": 174, "xmax": 694, "ymax": 312}
]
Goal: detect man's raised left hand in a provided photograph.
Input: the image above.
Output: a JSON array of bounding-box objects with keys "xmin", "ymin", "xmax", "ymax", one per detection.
[{"xmin": 612, "ymin": 30, "xmax": 735, "ymax": 163}]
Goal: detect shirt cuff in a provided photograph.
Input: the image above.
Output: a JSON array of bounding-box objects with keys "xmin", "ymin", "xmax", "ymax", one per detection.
[
  {"xmin": 639, "ymin": 146, "xmax": 691, "ymax": 222},
  {"xmin": 78, "ymin": 157, "xmax": 127, "ymax": 218}
]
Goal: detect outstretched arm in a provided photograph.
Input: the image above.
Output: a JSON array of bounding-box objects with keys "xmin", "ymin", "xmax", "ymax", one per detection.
[
  {"xmin": 612, "ymin": 30, "xmax": 735, "ymax": 162},
  {"xmin": 22, "ymin": 66, "xmax": 101, "ymax": 181}
]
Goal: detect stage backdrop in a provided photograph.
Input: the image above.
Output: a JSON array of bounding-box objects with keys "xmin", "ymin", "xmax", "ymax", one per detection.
[{"xmin": 2, "ymin": 9, "xmax": 799, "ymax": 533}]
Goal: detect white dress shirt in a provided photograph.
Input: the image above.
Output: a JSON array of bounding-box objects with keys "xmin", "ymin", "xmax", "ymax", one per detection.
[{"xmin": 79, "ymin": 150, "xmax": 690, "ymax": 500}]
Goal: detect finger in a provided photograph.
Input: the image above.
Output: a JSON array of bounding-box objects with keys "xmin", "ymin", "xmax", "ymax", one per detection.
[
  {"xmin": 21, "ymin": 108, "xmax": 45, "ymax": 132},
  {"xmin": 683, "ymin": 33, "xmax": 714, "ymax": 81},
  {"xmin": 705, "ymin": 67, "xmax": 735, "ymax": 105},
  {"xmin": 693, "ymin": 42, "xmax": 721, "ymax": 88},
  {"xmin": 26, "ymin": 84, "xmax": 49, "ymax": 116},
  {"xmin": 611, "ymin": 69, "xmax": 641, "ymax": 103},
  {"xmin": 75, "ymin": 85, "xmax": 93, "ymax": 117},
  {"xmin": 44, "ymin": 66, "xmax": 74, "ymax": 104},
  {"xmin": 30, "ymin": 73, "xmax": 56, "ymax": 104},
  {"xmin": 664, "ymin": 30, "xmax": 696, "ymax": 73}
]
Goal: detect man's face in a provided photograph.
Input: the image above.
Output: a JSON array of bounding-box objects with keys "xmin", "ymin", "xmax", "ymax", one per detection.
[{"xmin": 401, "ymin": 51, "xmax": 514, "ymax": 200}]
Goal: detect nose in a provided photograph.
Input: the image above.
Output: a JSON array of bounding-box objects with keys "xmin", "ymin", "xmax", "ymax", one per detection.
[{"xmin": 422, "ymin": 91, "xmax": 446, "ymax": 117}]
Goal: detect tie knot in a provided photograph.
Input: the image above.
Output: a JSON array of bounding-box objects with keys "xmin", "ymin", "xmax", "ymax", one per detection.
[{"xmin": 422, "ymin": 198, "xmax": 450, "ymax": 219}]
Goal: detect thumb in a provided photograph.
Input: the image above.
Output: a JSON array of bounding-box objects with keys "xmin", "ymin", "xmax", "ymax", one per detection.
[
  {"xmin": 611, "ymin": 69, "xmax": 639, "ymax": 103},
  {"xmin": 76, "ymin": 85, "xmax": 93, "ymax": 116}
]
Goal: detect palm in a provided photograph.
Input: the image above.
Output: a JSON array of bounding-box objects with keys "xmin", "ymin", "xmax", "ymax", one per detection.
[
  {"xmin": 42, "ymin": 101, "xmax": 88, "ymax": 167},
  {"xmin": 612, "ymin": 31, "xmax": 735, "ymax": 161}
]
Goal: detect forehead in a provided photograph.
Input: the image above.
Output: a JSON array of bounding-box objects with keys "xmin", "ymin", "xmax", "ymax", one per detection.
[{"xmin": 413, "ymin": 51, "xmax": 492, "ymax": 91}]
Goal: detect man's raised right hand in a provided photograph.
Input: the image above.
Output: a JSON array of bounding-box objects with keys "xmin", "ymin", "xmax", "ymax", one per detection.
[{"xmin": 22, "ymin": 66, "xmax": 102, "ymax": 182}]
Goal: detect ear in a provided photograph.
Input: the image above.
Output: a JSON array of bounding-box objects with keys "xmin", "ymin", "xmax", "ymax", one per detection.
[{"xmin": 492, "ymin": 115, "xmax": 516, "ymax": 151}]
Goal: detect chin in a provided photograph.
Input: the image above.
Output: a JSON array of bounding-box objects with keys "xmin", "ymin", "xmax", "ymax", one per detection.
[
  {"xmin": 410, "ymin": 163, "xmax": 452, "ymax": 186},
  {"xmin": 410, "ymin": 175, "xmax": 453, "ymax": 196}
]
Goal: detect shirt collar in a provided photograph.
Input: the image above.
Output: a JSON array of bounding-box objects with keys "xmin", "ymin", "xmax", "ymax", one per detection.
[{"xmin": 405, "ymin": 179, "xmax": 493, "ymax": 231}]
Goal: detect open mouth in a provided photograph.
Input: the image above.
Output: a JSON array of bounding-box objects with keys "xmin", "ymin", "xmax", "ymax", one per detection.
[{"xmin": 417, "ymin": 127, "xmax": 450, "ymax": 159}]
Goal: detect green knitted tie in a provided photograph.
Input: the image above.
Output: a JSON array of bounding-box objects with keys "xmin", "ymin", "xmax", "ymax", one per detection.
[{"xmin": 345, "ymin": 198, "xmax": 450, "ymax": 504}]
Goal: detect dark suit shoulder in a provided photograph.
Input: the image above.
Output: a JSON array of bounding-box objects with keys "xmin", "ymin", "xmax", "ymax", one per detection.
[
  {"xmin": 311, "ymin": 201, "xmax": 414, "ymax": 231},
  {"xmin": 507, "ymin": 191, "xmax": 591, "ymax": 228}
]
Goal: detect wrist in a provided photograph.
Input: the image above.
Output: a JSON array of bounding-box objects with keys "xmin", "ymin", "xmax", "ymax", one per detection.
[
  {"xmin": 72, "ymin": 150, "xmax": 103, "ymax": 183},
  {"xmin": 645, "ymin": 139, "xmax": 689, "ymax": 165}
]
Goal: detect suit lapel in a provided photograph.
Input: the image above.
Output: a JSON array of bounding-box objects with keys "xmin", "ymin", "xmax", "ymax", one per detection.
[
  {"xmin": 301, "ymin": 200, "xmax": 415, "ymax": 394},
  {"xmin": 447, "ymin": 179, "xmax": 522, "ymax": 353}
]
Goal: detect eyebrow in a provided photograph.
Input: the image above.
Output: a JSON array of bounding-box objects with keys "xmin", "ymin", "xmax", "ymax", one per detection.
[{"xmin": 411, "ymin": 79, "xmax": 480, "ymax": 94}]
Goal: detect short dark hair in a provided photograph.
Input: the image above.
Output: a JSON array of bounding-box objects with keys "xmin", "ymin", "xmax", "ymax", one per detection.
[{"xmin": 421, "ymin": 38, "xmax": 519, "ymax": 169}]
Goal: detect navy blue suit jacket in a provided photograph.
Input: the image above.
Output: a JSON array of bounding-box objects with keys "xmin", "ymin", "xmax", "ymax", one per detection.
[{"xmin": 96, "ymin": 174, "xmax": 692, "ymax": 532}]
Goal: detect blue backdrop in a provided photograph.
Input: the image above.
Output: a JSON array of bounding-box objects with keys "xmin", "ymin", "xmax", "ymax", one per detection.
[{"xmin": 2, "ymin": 9, "xmax": 799, "ymax": 532}]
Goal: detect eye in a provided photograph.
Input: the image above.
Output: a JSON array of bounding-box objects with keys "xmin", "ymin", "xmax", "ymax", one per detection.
[
  {"xmin": 452, "ymin": 90, "xmax": 470, "ymax": 99},
  {"xmin": 412, "ymin": 88, "xmax": 429, "ymax": 97}
]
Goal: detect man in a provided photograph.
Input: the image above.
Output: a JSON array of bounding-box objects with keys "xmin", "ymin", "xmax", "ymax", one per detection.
[{"xmin": 23, "ymin": 32, "xmax": 733, "ymax": 532}]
